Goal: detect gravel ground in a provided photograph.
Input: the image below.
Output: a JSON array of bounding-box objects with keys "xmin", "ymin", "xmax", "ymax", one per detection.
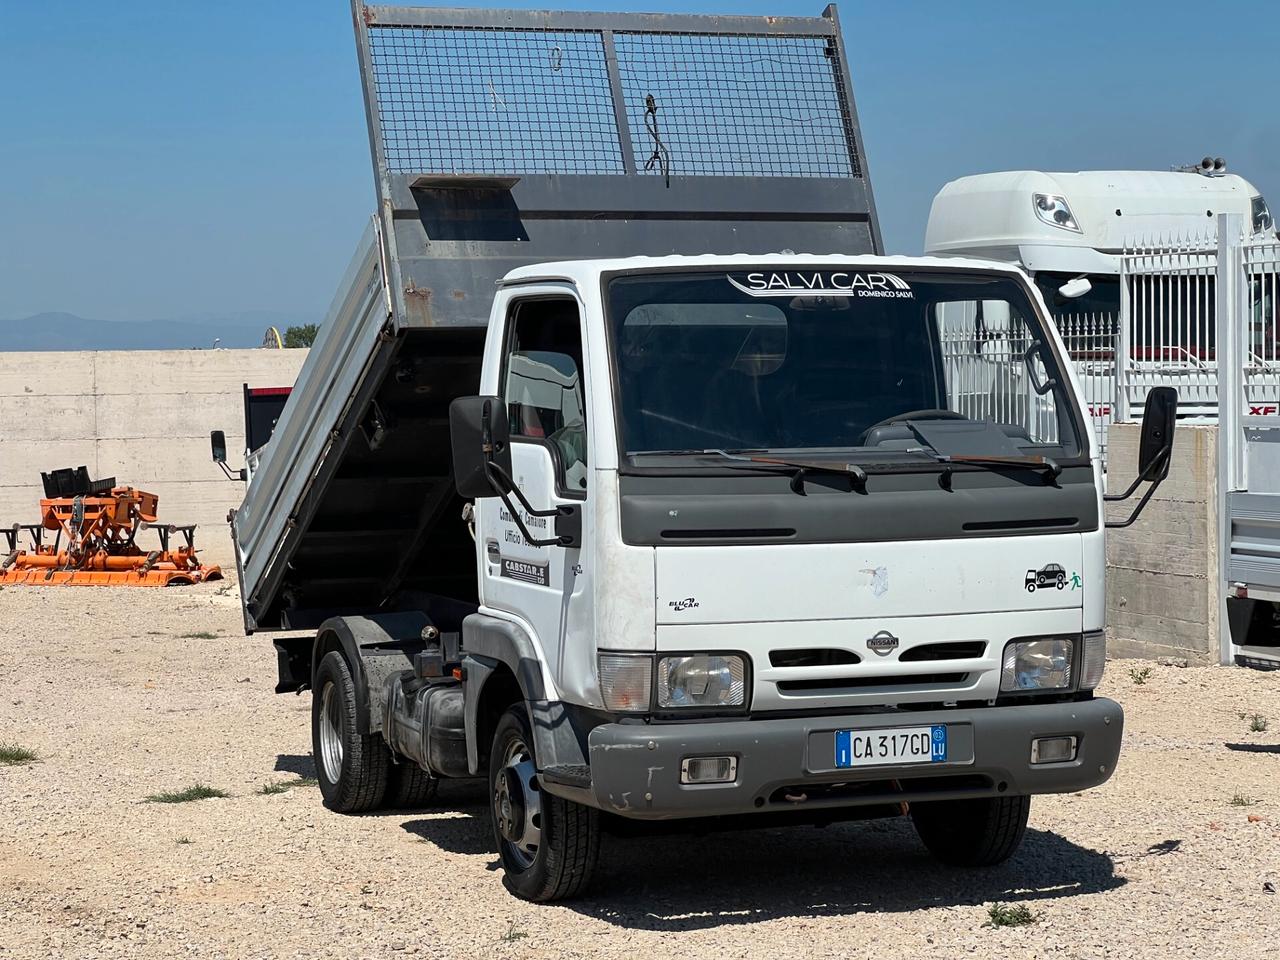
[{"xmin": 2, "ymin": 583, "xmax": 1279, "ymax": 960}]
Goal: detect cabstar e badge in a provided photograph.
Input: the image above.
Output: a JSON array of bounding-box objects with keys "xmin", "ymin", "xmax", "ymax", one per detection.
[{"xmin": 866, "ymin": 630, "xmax": 899, "ymax": 656}]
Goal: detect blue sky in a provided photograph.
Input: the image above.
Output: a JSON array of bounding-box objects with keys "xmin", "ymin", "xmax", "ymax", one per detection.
[{"xmin": 2, "ymin": 0, "xmax": 1276, "ymax": 323}]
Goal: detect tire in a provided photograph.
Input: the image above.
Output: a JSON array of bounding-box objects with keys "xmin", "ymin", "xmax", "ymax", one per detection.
[
  {"xmin": 312, "ymin": 650, "xmax": 389, "ymax": 813},
  {"xmin": 386, "ymin": 760, "xmax": 440, "ymax": 809},
  {"xmin": 911, "ymin": 794, "xmax": 1030, "ymax": 867},
  {"xmin": 1025, "ymin": 582, "xmax": 1036, "ymax": 593},
  {"xmin": 1056, "ymin": 575, "xmax": 1065, "ymax": 590},
  {"xmin": 489, "ymin": 704, "xmax": 599, "ymax": 901}
]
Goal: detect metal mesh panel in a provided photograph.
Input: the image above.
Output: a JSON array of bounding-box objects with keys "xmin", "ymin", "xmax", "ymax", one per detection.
[
  {"xmin": 368, "ymin": 26, "xmax": 625, "ymax": 174},
  {"xmin": 614, "ymin": 32, "xmax": 857, "ymax": 178}
]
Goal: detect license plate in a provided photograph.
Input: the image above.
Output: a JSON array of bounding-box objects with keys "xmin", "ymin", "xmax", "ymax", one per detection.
[{"xmin": 834, "ymin": 725, "xmax": 948, "ymax": 768}]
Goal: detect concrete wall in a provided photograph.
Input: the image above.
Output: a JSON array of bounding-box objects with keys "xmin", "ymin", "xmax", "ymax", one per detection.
[
  {"xmin": 1105, "ymin": 422, "xmax": 1218, "ymax": 663},
  {"xmin": 0, "ymin": 350, "xmax": 309, "ymax": 564}
]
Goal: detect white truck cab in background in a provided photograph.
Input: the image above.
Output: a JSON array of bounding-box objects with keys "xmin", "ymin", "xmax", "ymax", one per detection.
[{"xmin": 925, "ymin": 166, "xmax": 1275, "ymax": 320}]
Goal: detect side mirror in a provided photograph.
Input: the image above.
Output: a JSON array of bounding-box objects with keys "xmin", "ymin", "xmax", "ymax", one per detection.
[
  {"xmin": 210, "ymin": 430, "xmax": 228, "ymax": 464},
  {"xmin": 1056, "ymin": 276, "xmax": 1093, "ymax": 301},
  {"xmin": 1105, "ymin": 386, "xmax": 1178, "ymax": 527},
  {"xmin": 449, "ymin": 396, "xmax": 512, "ymax": 499},
  {"xmin": 1137, "ymin": 386, "xmax": 1177, "ymax": 482}
]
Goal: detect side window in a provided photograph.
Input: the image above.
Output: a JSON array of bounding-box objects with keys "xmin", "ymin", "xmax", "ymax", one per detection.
[{"xmin": 503, "ymin": 298, "xmax": 588, "ymax": 492}]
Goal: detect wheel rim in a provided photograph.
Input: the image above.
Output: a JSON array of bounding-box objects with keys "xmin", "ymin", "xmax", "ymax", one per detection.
[
  {"xmin": 494, "ymin": 736, "xmax": 541, "ymax": 871},
  {"xmin": 318, "ymin": 681, "xmax": 344, "ymax": 784}
]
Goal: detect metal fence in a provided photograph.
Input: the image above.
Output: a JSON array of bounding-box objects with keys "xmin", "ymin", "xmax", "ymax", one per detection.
[
  {"xmin": 935, "ymin": 307, "xmax": 1121, "ymax": 461},
  {"xmin": 1055, "ymin": 311, "xmax": 1120, "ymax": 459},
  {"xmin": 1117, "ymin": 237, "xmax": 1219, "ymax": 420},
  {"xmin": 935, "ymin": 231, "xmax": 1279, "ymax": 469},
  {"xmin": 936, "ymin": 301, "xmax": 1063, "ymax": 446},
  {"xmin": 1243, "ymin": 238, "xmax": 1280, "ymax": 414},
  {"xmin": 1113, "ymin": 231, "xmax": 1280, "ymax": 424}
]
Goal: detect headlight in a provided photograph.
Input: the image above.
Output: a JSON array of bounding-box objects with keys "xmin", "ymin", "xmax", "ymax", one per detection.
[
  {"xmin": 1080, "ymin": 630, "xmax": 1106, "ymax": 690},
  {"xmin": 657, "ymin": 654, "xmax": 746, "ymax": 709},
  {"xmin": 1251, "ymin": 195, "xmax": 1274, "ymax": 235},
  {"xmin": 1001, "ymin": 638, "xmax": 1074, "ymax": 692},
  {"xmin": 1033, "ymin": 193, "xmax": 1082, "ymax": 233},
  {"xmin": 597, "ymin": 654, "xmax": 652, "ymax": 712}
]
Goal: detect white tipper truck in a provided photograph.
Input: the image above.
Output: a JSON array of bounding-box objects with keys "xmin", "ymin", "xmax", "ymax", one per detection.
[{"xmin": 213, "ymin": 2, "xmax": 1176, "ymax": 901}]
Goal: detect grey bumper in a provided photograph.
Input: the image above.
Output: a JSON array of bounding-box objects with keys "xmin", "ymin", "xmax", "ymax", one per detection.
[{"xmin": 582, "ymin": 698, "xmax": 1123, "ymax": 820}]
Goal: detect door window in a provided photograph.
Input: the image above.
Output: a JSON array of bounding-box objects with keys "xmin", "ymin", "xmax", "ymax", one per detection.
[{"xmin": 502, "ymin": 298, "xmax": 588, "ymax": 492}]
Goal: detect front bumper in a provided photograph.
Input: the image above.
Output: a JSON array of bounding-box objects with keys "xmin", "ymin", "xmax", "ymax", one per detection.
[{"xmin": 582, "ymin": 698, "xmax": 1122, "ymax": 820}]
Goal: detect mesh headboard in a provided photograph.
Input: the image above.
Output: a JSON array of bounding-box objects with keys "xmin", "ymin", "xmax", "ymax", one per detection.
[
  {"xmin": 364, "ymin": 15, "xmax": 861, "ymax": 179},
  {"xmin": 352, "ymin": 3, "xmax": 881, "ymax": 327}
]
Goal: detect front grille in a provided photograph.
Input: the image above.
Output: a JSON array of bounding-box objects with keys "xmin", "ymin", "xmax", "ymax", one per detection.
[
  {"xmin": 776, "ymin": 672, "xmax": 969, "ymax": 693},
  {"xmin": 899, "ymin": 641, "xmax": 987, "ymax": 662},
  {"xmin": 769, "ymin": 648, "xmax": 862, "ymax": 668}
]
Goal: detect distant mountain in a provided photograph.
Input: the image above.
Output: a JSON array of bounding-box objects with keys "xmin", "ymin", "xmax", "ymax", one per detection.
[{"xmin": 0, "ymin": 312, "xmax": 315, "ymax": 351}]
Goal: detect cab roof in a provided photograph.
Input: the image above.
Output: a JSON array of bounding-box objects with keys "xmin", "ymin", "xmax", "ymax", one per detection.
[{"xmin": 501, "ymin": 253, "xmax": 1031, "ymax": 288}]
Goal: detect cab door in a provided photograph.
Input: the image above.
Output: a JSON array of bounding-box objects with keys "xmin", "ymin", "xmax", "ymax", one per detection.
[{"xmin": 476, "ymin": 292, "xmax": 592, "ymax": 686}]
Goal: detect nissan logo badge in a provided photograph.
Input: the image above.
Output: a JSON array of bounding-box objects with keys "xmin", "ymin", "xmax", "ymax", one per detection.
[{"xmin": 866, "ymin": 630, "xmax": 899, "ymax": 656}]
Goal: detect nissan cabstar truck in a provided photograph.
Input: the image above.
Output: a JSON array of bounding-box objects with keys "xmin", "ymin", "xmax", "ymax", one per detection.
[{"xmin": 213, "ymin": 2, "xmax": 1176, "ymax": 901}]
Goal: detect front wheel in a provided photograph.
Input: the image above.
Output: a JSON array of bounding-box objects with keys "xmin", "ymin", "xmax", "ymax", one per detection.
[
  {"xmin": 911, "ymin": 794, "xmax": 1030, "ymax": 866},
  {"xmin": 489, "ymin": 704, "xmax": 599, "ymax": 901}
]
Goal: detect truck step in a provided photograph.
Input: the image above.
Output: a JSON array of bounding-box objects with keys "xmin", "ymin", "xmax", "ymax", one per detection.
[{"xmin": 540, "ymin": 764, "xmax": 591, "ymax": 789}]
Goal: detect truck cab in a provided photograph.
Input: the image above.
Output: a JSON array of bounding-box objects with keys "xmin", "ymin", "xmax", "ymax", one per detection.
[{"xmin": 925, "ymin": 168, "xmax": 1275, "ymax": 316}]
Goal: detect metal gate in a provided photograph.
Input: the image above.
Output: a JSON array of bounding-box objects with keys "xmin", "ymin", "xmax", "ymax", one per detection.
[{"xmin": 1116, "ymin": 236, "xmax": 1219, "ymax": 421}]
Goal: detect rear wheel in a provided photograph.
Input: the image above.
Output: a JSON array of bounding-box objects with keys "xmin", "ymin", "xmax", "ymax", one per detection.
[
  {"xmin": 911, "ymin": 794, "xmax": 1030, "ymax": 866},
  {"xmin": 386, "ymin": 760, "xmax": 440, "ymax": 808},
  {"xmin": 489, "ymin": 704, "xmax": 599, "ymax": 901},
  {"xmin": 312, "ymin": 651, "xmax": 389, "ymax": 813}
]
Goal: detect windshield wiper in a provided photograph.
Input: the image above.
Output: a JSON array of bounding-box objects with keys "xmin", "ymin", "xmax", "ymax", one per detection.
[
  {"xmin": 705, "ymin": 450, "xmax": 868, "ymax": 495},
  {"xmin": 924, "ymin": 451, "xmax": 1062, "ymax": 488}
]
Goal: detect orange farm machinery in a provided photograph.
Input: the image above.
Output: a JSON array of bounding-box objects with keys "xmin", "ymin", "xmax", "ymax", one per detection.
[{"xmin": 0, "ymin": 467, "xmax": 222, "ymax": 587}]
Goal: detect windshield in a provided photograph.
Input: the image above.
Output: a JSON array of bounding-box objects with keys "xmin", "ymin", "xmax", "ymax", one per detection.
[{"xmin": 606, "ymin": 268, "xmax": 1084, "ymax": 463}]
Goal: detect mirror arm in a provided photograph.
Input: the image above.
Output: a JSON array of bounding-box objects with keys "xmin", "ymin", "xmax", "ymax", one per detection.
[
  {"xmin": 1104, "ymin": 476, "xmax": 1164, "ymax": 529},
  {"xmin": 1103, "ymin": 446, "xmax": 1171, "ymax": 528},
  {"xmin": 484, "ymin": 462, "xmax": 574, "ymax": 548},
  {"xmin": 1102, "ymin": 446, "xmax": 1171, "ymax": 502},
  {"xmin": 485, "ymin": 461, "xmax": 562, "ymax": 517},
  {"xmin": 215, "ymin": 460, "xmax": 248, "ymax": 482}
]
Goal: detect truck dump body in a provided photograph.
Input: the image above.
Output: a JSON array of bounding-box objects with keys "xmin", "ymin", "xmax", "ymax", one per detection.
[{"xmin": 233, "ymin": 2, "xmax": 881, "ymax": 631}]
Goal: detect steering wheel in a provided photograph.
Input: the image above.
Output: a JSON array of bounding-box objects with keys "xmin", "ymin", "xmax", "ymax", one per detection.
[{"xmin": 859, "ymin": 409, "xmax": 968, "ymax": 445}]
